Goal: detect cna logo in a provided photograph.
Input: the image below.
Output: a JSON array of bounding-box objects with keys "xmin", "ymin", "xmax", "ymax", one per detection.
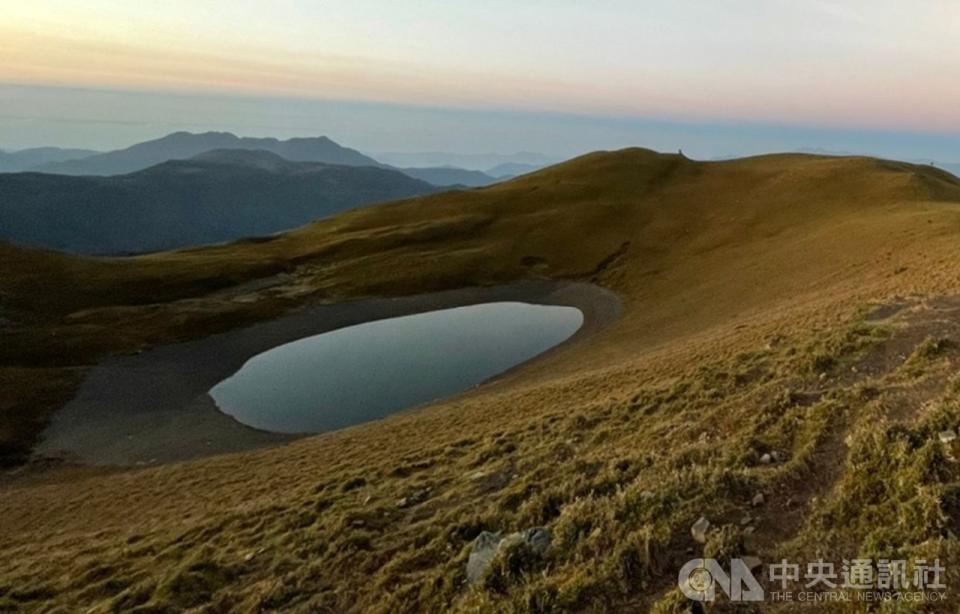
[{"xmin": 678, "ymin": 558, "xmax": 765, "ymax": 602}]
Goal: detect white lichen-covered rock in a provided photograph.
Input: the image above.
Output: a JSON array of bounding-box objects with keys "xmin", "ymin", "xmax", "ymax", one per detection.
[
  {"xmin": 466, "ymin": 531, "xmax": 502, "ymax": 584},
  {"xmin": 465, "ymin": 527, "xmax": 552, "ymax": 584},
  {"xmin": 691, "ymin": 516, "xmax": 712, "ymax": 544}
]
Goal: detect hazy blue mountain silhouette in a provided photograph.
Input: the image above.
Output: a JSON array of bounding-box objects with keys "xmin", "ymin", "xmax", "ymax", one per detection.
[
  {"xmin": 0, "ymin": 149, "xmax": 437, "ymax": 254},
  {"xmin": 399, "ymin": 166, "xmax": 497, "ymax": 187},
  {"xmin": 0, "ymin": 147, "xmax": 100, "ymax": 172},
  {"xmin": 374, "ymin": 151, "xmax": 556, "ymax": 171},
  {"xmin": 36, "ymin": 132, "xmax": 383, "ymax": 175},
  {"xmin": 486, "ymin": 162, "xmax": 545, "ymax": 178}
]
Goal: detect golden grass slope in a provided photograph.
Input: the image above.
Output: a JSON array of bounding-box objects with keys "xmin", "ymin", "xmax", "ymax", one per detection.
[{"xmin": 2, "ymin": 150, "xmax": 960, "ymax": 611}]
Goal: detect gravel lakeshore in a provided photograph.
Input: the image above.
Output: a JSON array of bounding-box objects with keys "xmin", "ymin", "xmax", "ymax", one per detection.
[{"xmin": 37, "ymin": 281, "xmax": 621, "ymax": 466}]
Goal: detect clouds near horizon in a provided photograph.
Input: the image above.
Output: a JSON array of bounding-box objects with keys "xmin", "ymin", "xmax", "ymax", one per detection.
[{"xmin": 3, "ymin": 0, "xmax": 959, "ymax": 133}]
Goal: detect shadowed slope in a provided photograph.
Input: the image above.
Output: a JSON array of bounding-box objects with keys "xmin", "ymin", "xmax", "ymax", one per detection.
[{"xmin": 0, "ymin": 150, "xmax": 437, "ymax": 254}]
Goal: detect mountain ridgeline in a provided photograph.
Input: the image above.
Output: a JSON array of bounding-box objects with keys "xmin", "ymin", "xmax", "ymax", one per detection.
[
  {"xmin": 0, "ymin": 150, "xmax": 438, "ymax": 254},
  {"xmin": 34, "ymin": 131, "xmax": 384, "ymax": 176},
  {"xmin": 0, "ymin": 147, "xmax": 100, "ymax": 172},
  {"xmin": 398, "ymin": 166, "xmax": 498, "ymax": 187}
]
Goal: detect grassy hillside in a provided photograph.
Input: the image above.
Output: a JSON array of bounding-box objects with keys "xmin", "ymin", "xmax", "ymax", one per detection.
[{"xmin": 3, "ymin": 149, "xmax": 960, "ymax": 611}]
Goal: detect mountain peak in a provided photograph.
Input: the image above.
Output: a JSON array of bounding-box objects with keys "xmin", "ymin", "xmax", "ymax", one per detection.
[{"xmin": 34, "ymin": 132, "xmax": 381, "ymax": 175}]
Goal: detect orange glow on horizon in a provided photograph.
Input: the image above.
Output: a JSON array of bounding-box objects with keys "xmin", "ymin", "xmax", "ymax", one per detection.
[{"xmin": 3, "ymin": 1, "xmax": 959, "ymax": 133}]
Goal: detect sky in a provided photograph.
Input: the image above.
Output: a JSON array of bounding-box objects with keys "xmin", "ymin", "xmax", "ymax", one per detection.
[{"xmin": 2, "ymin": 0, "xmax": 959, "ymax": 160}]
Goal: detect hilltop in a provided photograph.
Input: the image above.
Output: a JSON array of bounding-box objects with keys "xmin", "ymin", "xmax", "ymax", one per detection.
[
  {"xmin": 3, "ymin": 149, "xmax": 960, "ymax": 611},
  {"xmin": 0, "ymin": 149, "xmax": 437, "ymax": 254}
]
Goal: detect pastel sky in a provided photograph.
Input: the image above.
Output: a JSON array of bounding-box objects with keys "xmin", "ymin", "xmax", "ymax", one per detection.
[{"xmin": 2, "ymin": 1, "xmax": 959, "ymax": 159}]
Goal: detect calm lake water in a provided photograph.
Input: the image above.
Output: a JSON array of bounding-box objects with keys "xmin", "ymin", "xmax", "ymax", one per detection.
[{"xmin": 209, "ymin": 302, "xmax": 584, "ymax": 433}]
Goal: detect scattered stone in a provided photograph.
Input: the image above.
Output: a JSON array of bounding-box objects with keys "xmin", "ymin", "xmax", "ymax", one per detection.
[
  {"xmin": 466, "ymin": 532, "xmax": 502, "ymax": 584},
  {"xmin": 740, "ymin": 514, "xmax": 752, "ymax": 526},
  {"xmin": 938, "ymin": 430, "xmax": 957, "ymax": 445},
  {"xmin": 639, "ymin": 490, "xmax": 655, "ymax": 501},
  {"xmin": 396, "ymin": 488, "xmax": 430, "ymax": 509},
  {"xmin": 770, "ymin": 450, "xmax": 785, "ymax": 463},
  {"xmin": 819, "ymin": 372, "xmax": 828, "ymax": 382},
  {"xmin": 760, "ymin": 453, "xmax": 773, "ymax": 465},
  {"xmin": 752, "ymin": 493, "xmax": 765, "ymax": 507},
  {"xmin": 465, "ymin": 527, "xmax": 552, "ymax": 584},
  {"xmin": 691, "ymin": 516, "xmax": 712, "ymax": 544}
]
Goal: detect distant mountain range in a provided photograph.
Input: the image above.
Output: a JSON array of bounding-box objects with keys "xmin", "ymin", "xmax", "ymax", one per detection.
[
  {"xmin": 398, "ymin": 166, "xmax": 498, "ymax": 187},
  {"xmin": 0, "ymin": 147, "xmax": 100, "ymax": 172},
  {"xmin": 0, "ymin": 149, "xmax": 437, "ymax": 254},
  {"xmin": 486, "ymin": 162, "xmax": 543, "ymax": 178},
  {"xmin": 34, "ymin": 131, "xmax": 383, "ymax": 176},
  {"xmin": 374, "ymin": 151, "xmax": 556, "ymax": 173},
  {"xmin": 2, "ymin": 132, "xmax": 521, "ymax": 186},
  {"xmin": 0, "ymin": 133, "xmax": 522, "ymax": 255}
]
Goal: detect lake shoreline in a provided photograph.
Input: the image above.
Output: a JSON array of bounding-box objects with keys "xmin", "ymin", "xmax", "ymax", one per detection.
[{"xmin": 37, "ymin": 281, "xmax": 621, "ymax": 466}]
